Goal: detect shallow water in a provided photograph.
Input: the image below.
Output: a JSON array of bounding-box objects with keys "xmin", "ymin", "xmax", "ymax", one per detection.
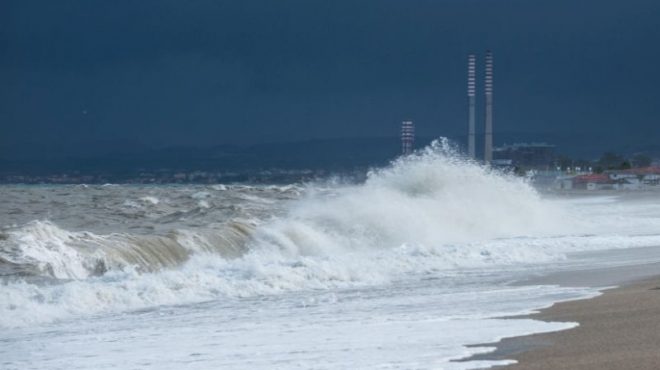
[{"xmin": 3, "ymin": 142, "xmax": 660, "ymax": 369}]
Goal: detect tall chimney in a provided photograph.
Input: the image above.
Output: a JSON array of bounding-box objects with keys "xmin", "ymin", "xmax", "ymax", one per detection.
[
  {"xmin": 484, "ymin": 50, "xmax": 493, "ymax": 163},
  {"xmin": 467, "ymin": 54, "xmax": 476, "ymax": 159},
  {"xmin": 401, "ymin": 120, "xmax": 414, "ymax": 155}
]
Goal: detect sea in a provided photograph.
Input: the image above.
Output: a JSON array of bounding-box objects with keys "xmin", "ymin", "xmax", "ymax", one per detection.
[{"xmin": 3, "ymin": 140, "xmax": 660, "ymax": 369}]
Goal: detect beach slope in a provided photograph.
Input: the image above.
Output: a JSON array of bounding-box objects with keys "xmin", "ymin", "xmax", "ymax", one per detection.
[{"xmin": 486, "ymin": 277, "xmax": 660, "ymax": 369}]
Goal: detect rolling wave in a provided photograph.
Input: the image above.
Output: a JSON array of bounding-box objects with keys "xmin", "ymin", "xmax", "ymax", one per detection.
[
  {"xmin": 2, "ymin": 139, "xmax": 659, "ymax": 327},
  {"xmin": 0, "ymin": 220, "xmax": 255, "ymax": 280}
]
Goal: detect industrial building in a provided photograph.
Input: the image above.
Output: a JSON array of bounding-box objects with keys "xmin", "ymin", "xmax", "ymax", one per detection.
[
  {"xmin": 493, "ymin": 143, "xmax": 556, "ymax": 169},
  {"xmin": 400, "ymin": 50, "xmax": 561, "ymax": 170},
  {"xmin": 464, "ymin": 52, "xmax": 560, "ymax": 171}
]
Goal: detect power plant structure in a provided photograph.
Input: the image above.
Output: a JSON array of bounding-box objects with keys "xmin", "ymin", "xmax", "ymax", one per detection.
[
  {"xmin": 467, "ymin": 54, "xmax": 476, "ymax": 159},
  {"xmin": 466, "ymin": 51, "xmax": 494, "ymax": 163},
  {"xmin": 401, "ymin": 120, "xmax": 415, "ymax": 155},
  {"xmin": 484, "ymin": 50, "xmax": 494, "ymax": 163},
  {"xmin": 398, "ymin": 51, "xmax": 493, "ymax": 161}
]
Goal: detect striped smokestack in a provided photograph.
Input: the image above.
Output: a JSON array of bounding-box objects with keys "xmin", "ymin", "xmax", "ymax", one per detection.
[
  {"xmin": 467, "ymin": 54, "xmax": 476, "ymax": 159},
  {"xmin": 484, "ymin": 50, "xmax": 493, "ymax": 163},
  {"xmin": 401, "ymin": 120, "xmax": 414, "ymax": 155}
]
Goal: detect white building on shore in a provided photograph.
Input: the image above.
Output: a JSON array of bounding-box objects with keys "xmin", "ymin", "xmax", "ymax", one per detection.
[{"xmin": 557, "ymin": 167, "xmax": 660, "ymax": 190}]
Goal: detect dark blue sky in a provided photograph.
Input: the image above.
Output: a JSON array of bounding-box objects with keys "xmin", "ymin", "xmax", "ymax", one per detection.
[{"xmin": 2, "ymin": 0, "xmax": 660, "ymax": 157}]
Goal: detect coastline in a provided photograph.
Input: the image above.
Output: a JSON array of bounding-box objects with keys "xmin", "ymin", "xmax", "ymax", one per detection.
[{"xmin": 461, "ymin": 263, "xmax": 660, "ymax": 369}]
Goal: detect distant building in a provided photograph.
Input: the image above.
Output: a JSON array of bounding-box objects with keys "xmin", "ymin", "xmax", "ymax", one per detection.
[
  {"xmin": 564, "ymin": 167, "xmax": 660, "ymax": 190},
  {"xmin": 608, "ymin": 167, "xmax": 660, "ymax": 187},
  {"xmin": 493, "ymin": 143, "xmax": 555, "ymax": 169},
  {"xmin": 572, "ymin": 174, "xmax": 615, "ymax": 190}
]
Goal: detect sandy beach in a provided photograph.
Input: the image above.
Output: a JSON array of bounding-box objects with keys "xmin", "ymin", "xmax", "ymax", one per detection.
[{"xmin": 465, "ymin": 267, "xmax": 660, "ymax": 369}]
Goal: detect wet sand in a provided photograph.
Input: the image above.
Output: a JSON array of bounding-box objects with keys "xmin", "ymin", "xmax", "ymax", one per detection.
[{"xmin": 463, "ymin": 267, "xmax": 660, "ymax": 369}]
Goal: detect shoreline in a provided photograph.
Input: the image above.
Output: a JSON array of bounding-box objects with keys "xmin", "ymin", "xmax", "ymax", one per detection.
[{"xmin": 459, "ymin": 263, "xmax": 660, "ymax": 369}]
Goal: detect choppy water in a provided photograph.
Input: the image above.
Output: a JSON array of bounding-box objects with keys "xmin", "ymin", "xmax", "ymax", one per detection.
[{"xmin": 3, "ymin": 140, "xmax": 660, "ymax": 369}]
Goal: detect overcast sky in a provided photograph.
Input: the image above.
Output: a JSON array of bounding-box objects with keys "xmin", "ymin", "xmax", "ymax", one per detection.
[{"xmin": 1, "ymin": 0, "xmax": 659, "ymax": 155}]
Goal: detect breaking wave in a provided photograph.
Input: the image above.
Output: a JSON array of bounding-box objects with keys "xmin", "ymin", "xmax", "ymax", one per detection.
[
  {"xmin": 3, "ymin": 139, "xmax": 659, "ymax": 327},
  {"xmin": 1, "ymin": 140, "xmax": 565, "ymax": 280},
  {"xmin": 252, "ymin": 140, "xmax": 569, "ymax": 257},
  {"xmin": 0, "ymin": 220, "xmax": 254, "ymax": 280}
]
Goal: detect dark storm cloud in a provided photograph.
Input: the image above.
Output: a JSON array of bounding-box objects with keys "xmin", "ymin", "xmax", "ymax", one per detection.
[{"xmin": 1, "ymin": 0, "xmax": 660, "ymax": 157}]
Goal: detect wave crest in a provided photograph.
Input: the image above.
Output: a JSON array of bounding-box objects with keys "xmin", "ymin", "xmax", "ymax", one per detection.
[
  {"xmin": 251, "ymin": 139, "xmax": 568, "ymax": 256},
  {"xmin": 0, "ymin": 220, "xmax": 254, "ymax": 280}
]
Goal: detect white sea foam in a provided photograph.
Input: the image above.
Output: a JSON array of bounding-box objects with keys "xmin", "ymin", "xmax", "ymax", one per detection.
[
  {"xmin": 139, "ymin": 196, "xmax": 160, "ymax": 205},
  {"xmin": 0, "ymin": 220, "xmax": 253, "ymax": 280},
  {"xmin": 2, "ymin": 139, "xmax": 660, "ymax": 330},
  {"xmin": 250, "ymin": 140, "xmax": 573, "ymax": 258},
  {"xmin": 5, "ymin": 226, "xmax": 660, "ymax": 329},
  {"xmin": 2, "ymin": 221, "xmax": 104, "ymax": 280},
  {"xmin": 5, "ymin": 141, "xmax": 660, "ymax": 369},
  {"xmin": 191, "ymin": 191, "xmax": 211, "ymax": 199}
]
